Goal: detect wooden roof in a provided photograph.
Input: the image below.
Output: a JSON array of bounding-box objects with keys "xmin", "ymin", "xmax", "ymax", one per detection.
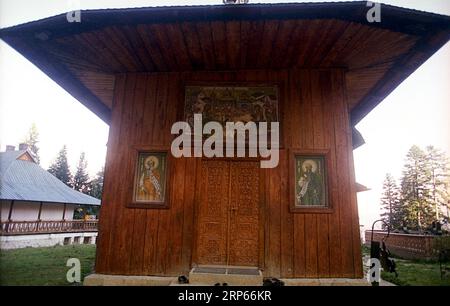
[{"xmin": 1, "ymin": 2, "xmax": 449, "ymax": 125}]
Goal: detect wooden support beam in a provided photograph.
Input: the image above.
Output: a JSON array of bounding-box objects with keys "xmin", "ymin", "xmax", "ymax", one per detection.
[
  {"xmin": 7, "ymin": 200, "xmax": 15, "ymax": 221},
  {"xmin": 62, "ymin": 203, "xmax": 67, "ymax": 221},
  {"xmin": 37, "ymin": 202, "xmax": 43, "ymax": 220}
]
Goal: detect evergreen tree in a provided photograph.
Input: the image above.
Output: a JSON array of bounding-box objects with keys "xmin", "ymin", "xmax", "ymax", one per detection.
[
  {"xmin": 48, "ymin": 145, "xmax": 73, "ymax": 187},
  {"xmin": 23, "ymin": 123, "xmax": 40, "ymax": 164},
  {"xmin": 425, "ymin": 146, "xmax": 449, "ymax": 222},
  {"xmin": 380, "ymin": 173, "xmax": 402, "ymax": 230},
  {"xmin": 89, "ymin": 167, "xmax": 104, "ymax": 200},
  {"xmin": 400, "ymin": 145, "xmax": 434, "ymax": 230},
  {"xmin": 73, "ymin": 152, "xmax": 90, "ymax": 193}
]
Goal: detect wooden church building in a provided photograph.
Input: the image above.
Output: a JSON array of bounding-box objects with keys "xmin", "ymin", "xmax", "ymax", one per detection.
[{"xmin": 1, "ymin": 2, "xmax": 449, "ymax": 284}]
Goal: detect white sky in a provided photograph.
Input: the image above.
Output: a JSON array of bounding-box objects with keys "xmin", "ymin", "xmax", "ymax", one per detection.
[{"xmin": 1, "ymin": 0, "xmax": 449, "ymax": 230}]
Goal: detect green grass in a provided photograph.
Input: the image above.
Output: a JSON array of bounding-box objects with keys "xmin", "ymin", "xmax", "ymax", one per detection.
[
  {"xmin": 2, "ymin": 244, "xmax": 449, "ymax": 286},
  {"xmin": 381, "ymin": 259, "xmax": 450, "ymax": 286},
  {"xmin": 0, "ymin": 244, "xmax": 96, "ymax": 286},
  {"xmin": 362, "ymin": 244, "xmax": 450, "ymax": 286}
]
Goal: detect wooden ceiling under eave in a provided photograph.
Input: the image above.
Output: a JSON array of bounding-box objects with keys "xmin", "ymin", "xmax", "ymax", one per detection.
[{"xmin": 1, "ymin": 3, "xmax": 449, "ymax": 125}]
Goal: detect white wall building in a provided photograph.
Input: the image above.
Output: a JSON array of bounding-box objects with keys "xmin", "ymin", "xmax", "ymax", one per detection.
[{"xmin": 0, "ymin": 145, "xmax": 101, "ymax": 249}]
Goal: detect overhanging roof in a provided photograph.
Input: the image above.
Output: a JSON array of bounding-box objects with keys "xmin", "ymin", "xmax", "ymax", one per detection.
[
  {"xmin": 0, "ymin": 150, "xmax": 100, "ymax": 206},
  {"xmin": 0, "ymin": 2, "xmax": 449, "ymax": 125}
]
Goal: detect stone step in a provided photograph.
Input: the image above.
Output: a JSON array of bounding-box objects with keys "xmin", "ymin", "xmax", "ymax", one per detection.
[{"xmin": 188, "ymin": 266, "xmax": 263, "ymax": 286}]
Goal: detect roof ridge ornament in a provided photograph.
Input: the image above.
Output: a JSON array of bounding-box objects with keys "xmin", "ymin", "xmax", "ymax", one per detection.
[{"xmin": 223, "ymin": 0, "xmax": 249, "ymax": 4}]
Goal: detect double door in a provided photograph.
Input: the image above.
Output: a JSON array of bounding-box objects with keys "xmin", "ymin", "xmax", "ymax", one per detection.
[{"xmin": 195, "ymin": 160, "xmax": 261, "ymax": 267}]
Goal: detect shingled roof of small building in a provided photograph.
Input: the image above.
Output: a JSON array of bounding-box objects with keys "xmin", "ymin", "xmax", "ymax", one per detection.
[{"xmin": 0, "ymin": 150, "xmax": 100, "ymax": 205}]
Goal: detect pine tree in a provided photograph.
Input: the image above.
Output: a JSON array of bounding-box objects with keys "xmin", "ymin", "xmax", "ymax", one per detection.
[
  {"xmin": 48, "ymin": 145, "xmax": 73, "ymax": 187},
  {"xmin": 425, "ymin": 146, "xmax": 449, "ymax": 222},
  {"xmin": 400, "ymin": 145, "xmax": 434, "ymax": 230},
  {"xmin": 89, "ymin": 167, "xmax": 104, "ymax": 200},
  {"xmin": 23, "ymin": 123, "xmax": 40, "ymax": 164},
  {"xmin": 73, "ymin": 152, "xmax": 90, "ymax": 193},
  {"xmin": 380, "ymin": 173, "xmax": 402, "ymax": 230}
]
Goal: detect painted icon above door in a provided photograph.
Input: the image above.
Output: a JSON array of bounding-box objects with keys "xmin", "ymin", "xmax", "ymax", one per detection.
[{"xmin": 184, "ymin": 85, "xmax": 279, "ymax": 129}]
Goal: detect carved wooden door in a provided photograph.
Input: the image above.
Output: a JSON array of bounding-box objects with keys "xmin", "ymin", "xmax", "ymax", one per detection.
[
  {"xmin": 196, "ymin": 160, "xmax": 260, "ymax": 267},
  {"xmin": 228, "ymin": 161, "xmax": 260, "ymax": 266},
  {"xmin": 196, "ymin": 161, "xmax": 230, "ymax": 265}
]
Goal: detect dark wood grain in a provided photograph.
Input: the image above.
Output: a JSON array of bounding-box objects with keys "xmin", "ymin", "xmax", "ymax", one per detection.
[{"xmin": 95, "ymin": 69, "xmax": 362, "ymax": 279}]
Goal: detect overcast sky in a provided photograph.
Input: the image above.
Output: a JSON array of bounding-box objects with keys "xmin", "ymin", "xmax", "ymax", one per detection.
[{"xmin": 1, "ymin": 0, "xmax": 449, "ymax": 230}]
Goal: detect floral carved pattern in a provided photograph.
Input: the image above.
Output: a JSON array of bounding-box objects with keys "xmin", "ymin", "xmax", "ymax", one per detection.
[
  {"xmin": 196, "ymin": 160, "xmax": 260, "ymax": 267},
  {"xmin": 229, "ymin": 162, "xmax": 260, "ymax": 266}
]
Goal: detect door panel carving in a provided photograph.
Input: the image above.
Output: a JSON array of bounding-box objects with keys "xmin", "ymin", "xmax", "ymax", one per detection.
[
  {"xmin": 196, "ymin": 160, "xmax": 260, "ymax": 267},
  {"xmin": 196, "ymin": 161, "xmax": 230, "ymax": 265},
  {"xmin": 229, "ymin": 162, "xmax": 260, "ymax": 266}
]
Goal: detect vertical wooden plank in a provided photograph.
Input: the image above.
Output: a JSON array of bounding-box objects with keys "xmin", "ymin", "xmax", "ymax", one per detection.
[
  {"xmin": 301, "ymin": 69, "xmax": 319, "ymax": 278},
  {"xmin": 293, "ymin": 69, "xmax": 307, "ymax": 277},
  {"xmin": 327, "ymin": 70, "xmax": 343, "ymax": 278},
  {"xmin": 266, "ymin": 163, "xmax": 281, "ymax": 277},
  {"xmin": 333, "ymin": 69, "xmax": 355, "ymax": 278},
  {"xmin": 165, "ymin": 73, "xmax": 186, "ymax": 275},
  {"xmin": 163, "ymin": 73, "xmax": 181, "ymax": 145},
  {"xmin": 290, "ymin": 69, "xmax": 302, "ymax": 148},
  {"xmin": 142, "ymin": 75, "xmax": 160, "ymax": 275},
  {"xmin": 127, "ymin": 74, "xmax": 148, "ymax": 274},
  {"xmin": 166, "ymin": 158, "xmax": 186, "ymax": 275},
  {"xmin": 279, "ymin": 149, "xmax": 293, "ymax": 278},
  {"xmin": 341, "ymin": 69, "xmax": 363, "ymax": 278},
  {"xmin": 311, "ymin": 70, "xmax": 330, "ymax": 277},
  {"xmin": 152, "ymin": 73, "xmax": 176, "ymax": 275},
  {"xmin": 293, "ymin": 216, "xmax": 306, "ymax": 277},
  {"xmin": 109, "ymin": 74, "xmax": 138, "ymax": 274},
  {"xmin": 95, "ymin": 74, "xmax": 126, "ymax": 273},
  {"xmin": 279, "ymin": 69, "xmax": 295, "ymax": 278},
  {"xmin": 258, "ymin": 165, "xmax": 266, "ymax": 270},
  {"xmin": 152, "ymin": 74, "xmax": 169, "ymax": 146},
  {"xmin": 181, "ymin": 158, "xmax": 197, "ymax": 274},
  {"xmin": 304, "ymin": 214, "xmax": 318, "ymax": 277}
]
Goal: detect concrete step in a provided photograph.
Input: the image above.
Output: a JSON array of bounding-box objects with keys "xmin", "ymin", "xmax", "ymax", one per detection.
[{"xmin": 189, "ymin": 266, "xmax": 263, "ymax": 286}]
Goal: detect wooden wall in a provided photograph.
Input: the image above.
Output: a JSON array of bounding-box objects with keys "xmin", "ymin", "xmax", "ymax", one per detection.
[{"xmin": 95, "ymin": 68, "xmax": 363, "ymax": 278}]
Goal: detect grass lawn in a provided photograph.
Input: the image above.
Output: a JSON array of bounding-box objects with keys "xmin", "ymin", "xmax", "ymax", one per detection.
[
  {"xmin": 0, "ymin": 244, "xmax": 96, "ymax": 286},
  {"xmin": 381, "ymin": 259, "xmax": 450, "ymax": 286},
  {"xmin": 362, "ymin": 245, "xmax": 450, "ymax": 286},
  {"xmin": 2, "ymin": 244, "xmax": 449, "ymax": 286}
]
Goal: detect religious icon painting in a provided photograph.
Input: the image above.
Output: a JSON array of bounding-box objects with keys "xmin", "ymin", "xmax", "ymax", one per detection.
[
  {"xmin": 130, "ymin": 150, "xmax": 169, "ymax": 208},
  {"xmin": 289, "ymin": 150, "xmax": 331, "ymax": 213},
  {"xmin": 184, "ymin": 85, "xmax": 279, "ymax": 129}
]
